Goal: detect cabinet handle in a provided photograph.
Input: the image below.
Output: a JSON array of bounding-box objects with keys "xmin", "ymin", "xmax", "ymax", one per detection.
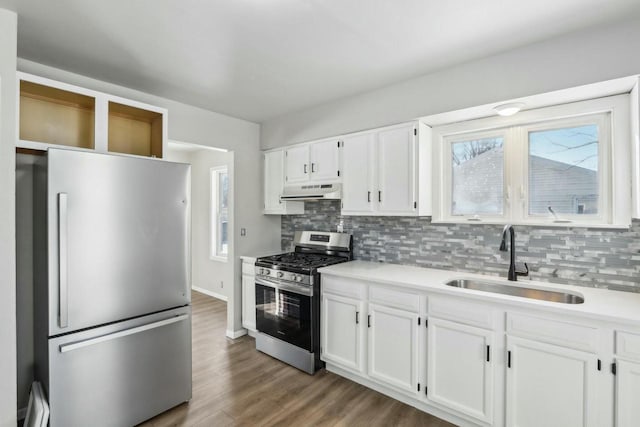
[
  {"xmin": 304, "ymin": 164, "xmax": 307, "ymax": 174},
  {"xmin": 367, "ymin": 191, "xmax": 371, "ymax": 202},
  {"xmin": 311, "ymin": 163, "xmax": 315, "ymax": 173},
  {"xmin": 367, "ymin": 314, "xmax": 371, "ymax": 328},
  {"xmin": 507, "ymin": 350, "xmax": 512, "ymax": 368},
  {"xmin": 356, "ymin": 311, "xmax": 359, "ymax": 324},
  {"xmin": 486, "ymin": 345, "xmax": 490, "ymax": 362},
  {"xmin": 378, "ymin": 191, "xmax": 382, "ymax": 202}
]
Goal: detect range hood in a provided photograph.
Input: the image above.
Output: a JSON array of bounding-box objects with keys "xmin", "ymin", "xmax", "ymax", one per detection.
[{"xmin": 280, "ymin": 183, "xmax": 342, "ymax": 201}]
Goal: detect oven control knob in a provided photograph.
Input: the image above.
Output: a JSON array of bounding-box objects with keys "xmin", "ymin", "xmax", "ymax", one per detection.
[
  {"xmin": 295, "ymin": 275, "xmax": 303, "ymax": 282},
  {"xmin": 277, "ymin": 271, "xmax": 284, "ymax": 278}
]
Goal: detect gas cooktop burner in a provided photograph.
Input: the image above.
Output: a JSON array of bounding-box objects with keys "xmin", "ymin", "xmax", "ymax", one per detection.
[{"xmin": 259, "ymin": 252, "xmax": 347, "ymax": 270}]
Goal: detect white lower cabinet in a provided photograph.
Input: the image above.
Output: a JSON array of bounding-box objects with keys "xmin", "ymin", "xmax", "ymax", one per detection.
[
  {"xmin": 506, "ymin": 336, "xmax": 598, "ymax": 427},
  {"xmin": 427, "ymin": 317, "xmax": 494, "ymax": 424},
  {"xmin": 241, "ymin": 257, "xmax": 257, "ymax": 332},
  {"xmin": 320, "ymin": 273, "xmax": 625, "ymax": 427},
  {"xmin": 616, "ymin": 360, "xmax": 640, "ymax": 427},
  {"xmin": 367, "ymin": 303, "xmax": 420, "ymax": 395},
  {"xmin": 321, "ymin": 292, "xmax": 365, "ymax": 372},
  {"xmin": 241, "ymin": 274, "xmax": 256, "ymax": 332}
]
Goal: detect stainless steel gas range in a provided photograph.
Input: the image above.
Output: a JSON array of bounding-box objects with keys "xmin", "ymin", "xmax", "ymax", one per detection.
[{"xmin": 254, "ymin": 231, "xmax": 353, "ymax": 374}]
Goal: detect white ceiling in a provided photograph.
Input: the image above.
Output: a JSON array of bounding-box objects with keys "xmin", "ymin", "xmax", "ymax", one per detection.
[{"xmin": 2, "ymin": 0, "xmax": 640, "ymax": 122}]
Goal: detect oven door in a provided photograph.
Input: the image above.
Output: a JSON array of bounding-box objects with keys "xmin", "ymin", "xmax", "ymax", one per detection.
[{"xmin": 255, "ymin": 277, "xmax": 313, "ymax": 351}]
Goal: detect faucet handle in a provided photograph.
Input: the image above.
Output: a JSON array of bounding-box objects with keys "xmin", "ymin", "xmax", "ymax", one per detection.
[{"xmin": 515, "ymin": 262, "xmax": 529, "ymax": 277}]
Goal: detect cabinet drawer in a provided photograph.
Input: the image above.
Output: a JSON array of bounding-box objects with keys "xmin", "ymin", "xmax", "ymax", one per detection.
[
  {"xmin": 322, "ymin": 275, "xmax": 366, "ymax": 299},
  {"xmin": 507, "ymin": 313, "xmax": 598, "ymax": 353},
  {"xmin": 369, "ymin": 285, "xmax": 420, "ymax": 312},
  {"xmin": 616, "ymin": 331, "xmax": 640, "ymax": 362},
  {"xmin": 242, "ymin": 261, "xmax": 256, "ymax": 276},
  {"xmin": 429, "ymin": 296, "xmax": 494, "ymax": 329}
]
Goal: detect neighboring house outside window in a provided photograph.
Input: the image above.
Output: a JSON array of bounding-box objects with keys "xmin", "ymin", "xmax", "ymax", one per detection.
[{"xmin": 210, "ymin": 166, "xmax": 229, "ymax": 260}]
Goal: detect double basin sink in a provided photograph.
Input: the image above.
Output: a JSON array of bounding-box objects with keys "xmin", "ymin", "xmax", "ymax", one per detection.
[{"xmin": 445, "ymin": 279, "xmax": 585, "ymax": 304}]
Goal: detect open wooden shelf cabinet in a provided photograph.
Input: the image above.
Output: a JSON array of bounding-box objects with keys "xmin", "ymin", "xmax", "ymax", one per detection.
[{"xmin": 17, "ymin": 72, "xmax": 167, "ymax": 159}]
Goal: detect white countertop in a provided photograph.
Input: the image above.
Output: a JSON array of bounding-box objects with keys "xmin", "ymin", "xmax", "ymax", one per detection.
[
  {"xmin": 319, "ymin": 260, "xmax": 640, "ymax": 328},
  {"xmin": 240, "ymin": 251, "xmax": 284, "ymax": 262}
]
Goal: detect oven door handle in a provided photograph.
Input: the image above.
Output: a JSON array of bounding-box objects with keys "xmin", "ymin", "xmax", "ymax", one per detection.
[{"xmin": 255, "ymin": 277, "xmax": 314, "ymax": 297}]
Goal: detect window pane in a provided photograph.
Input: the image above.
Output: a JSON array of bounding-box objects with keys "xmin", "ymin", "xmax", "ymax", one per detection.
[
  {"xmin": 219, "ymin": 208, "xmax": 228, "ymax": 255},
  {"xmin": 528, "ymin": 124, "xmax": 598, "ymax": 215},
  {"xmin": 451, "ymin": 137, "xmax": 504, "ymax": 215},
  {"xmin": 218, "ymin": 172, "xmax": 229, "ymax": 255},
  {"xmin": 219, "ymin": 172, "xmax": 228, "ymax": 209}
]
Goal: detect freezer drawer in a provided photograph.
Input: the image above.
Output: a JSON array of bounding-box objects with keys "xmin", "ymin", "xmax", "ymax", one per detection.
[{"xmin": 46, "ymin": 306, "xmax": 191, "ymax": 427}]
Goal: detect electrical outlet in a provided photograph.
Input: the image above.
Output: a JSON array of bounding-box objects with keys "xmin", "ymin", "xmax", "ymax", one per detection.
[{"xmin": 241, "ymin": 228, "xmax": 246, "ymax": 236}]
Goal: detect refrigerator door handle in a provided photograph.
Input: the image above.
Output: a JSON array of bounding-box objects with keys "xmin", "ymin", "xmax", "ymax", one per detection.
[
  {"xmin": 59, "ymin": 313, "xmax": 189, "ymax": 353},
  {"xmin": 58, "ymin": 192, "xmax": 69, "ymax": 329}
]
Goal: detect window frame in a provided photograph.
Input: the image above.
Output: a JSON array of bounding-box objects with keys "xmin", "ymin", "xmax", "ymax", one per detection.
[
  {"xmin": 443, "ymin": 128, "xmax": 509, "ymax": 222},
  {"xmin": 432, "ymin": 95, "xmax": 631, "ymax": 228},
  {"xmin": 519, "ymin": 113, "xmax": 610, "ymax": 225},
  {"xmin": 210, "ymin": 166, "xmax": 229, "ymax": 261}
]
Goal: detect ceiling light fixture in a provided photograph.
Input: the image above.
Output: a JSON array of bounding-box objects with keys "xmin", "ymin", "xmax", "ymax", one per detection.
[{"xmin": 494, "ymin": 102, "xmax": 525, "ymax": 117}]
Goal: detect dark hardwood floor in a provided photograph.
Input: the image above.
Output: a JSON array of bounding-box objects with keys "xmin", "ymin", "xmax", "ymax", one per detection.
[{"xmin": 140, "ymin": 291, "xmax": 454, "ymax": 427}]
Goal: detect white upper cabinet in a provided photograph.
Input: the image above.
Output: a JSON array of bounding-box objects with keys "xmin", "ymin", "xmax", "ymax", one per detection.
[
  {"xmin": 377, "ymin": 124, "xmax": 417, "ymax": 214},
  {"xmin": 342, "ymin": 132, "xmax": 375, "ymax": 213},
  {"xmin": 506, "ymin": 335, "xmax": 598, "ymax": 427},
  {"xmin": 341, "ymin": 122, "xmax": 431, "ymax": 216},
  {"xmin": 284, "ymin": 138, "xmax": 340, "ymax": 185},
  {"xmin": 310, "ymin": 138, "xmax": 341, "ymax": 182},
  {"xmin": 263, "ymin": 149, "xmax": 304, "ymax": 215},
  {"xmin": 284, "ymin": 144, "xmax": 310, "ymax": 185}
]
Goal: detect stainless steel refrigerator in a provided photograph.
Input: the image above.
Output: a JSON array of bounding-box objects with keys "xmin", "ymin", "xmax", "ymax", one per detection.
[{"xmin": 31, "ymin": 149, "xmax": 192, "ymax": 426}]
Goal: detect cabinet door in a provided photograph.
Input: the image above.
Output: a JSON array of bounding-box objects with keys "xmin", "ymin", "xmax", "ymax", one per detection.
[
  {"xmin": 616, "ymin": 360, "xmax": 640, "ymax": 427},
  {"xmin": 428, "ymin": 318, "xmax": 494, "ymax": 424},
  {"xmin": 264, "ymin": 150, "xmax": 284, "ymax": 212},
  {"xmin": 377, "ymin": 124, "xmax": 416, "ymax": 214},
  {"xmin": 321, "ymin": 293, "xmax": 364, "ymax": 372},
  {"xmin": 506, "ymin": 336, "xmax": 598, "ymax": 427},
  {"xmin": 342, "ymin": 133, "xmax": 375, "ymax": 213},
  {"xmin": 368, "ymin": 303, "xmax": 420, "ymax": 394},
  {"xmin": 242, "ymin": 274, "xmax": 256, "ymax": 331},
  {"xmin": 284, "ymin": 145, "xmax": 310, "ymax": 184},
  {"xmin": 309, "ymin": 138, "xmax": 340, "ymax": 182}
]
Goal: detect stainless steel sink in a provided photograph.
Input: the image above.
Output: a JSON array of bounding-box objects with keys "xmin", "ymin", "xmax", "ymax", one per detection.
[{"xmin": 444, "ymin": 279, "xmax": 584, "ymax": 304}]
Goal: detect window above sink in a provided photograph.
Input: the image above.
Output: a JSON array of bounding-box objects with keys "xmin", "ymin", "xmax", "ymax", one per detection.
[{"xmin": 432, "ymin": 95, "xmax": 632, "ymax": 228}]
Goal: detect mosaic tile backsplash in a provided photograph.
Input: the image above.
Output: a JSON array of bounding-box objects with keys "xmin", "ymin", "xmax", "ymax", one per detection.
[{"xmin": 281, "ymin": 200, "xmax": 640, "ymax": 293}]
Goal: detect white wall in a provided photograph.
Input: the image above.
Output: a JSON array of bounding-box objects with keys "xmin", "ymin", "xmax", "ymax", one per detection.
[
  {"xmin": 0, "ymin": 9, "xmax": 17, "ymax": 427},
  {"xmin": 261, "ymin": 16, "xmax": 640, "ymax": 148},
  {"xmin": 166, "ymin": 146, "xmax": 235, "ymax": 301}
]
